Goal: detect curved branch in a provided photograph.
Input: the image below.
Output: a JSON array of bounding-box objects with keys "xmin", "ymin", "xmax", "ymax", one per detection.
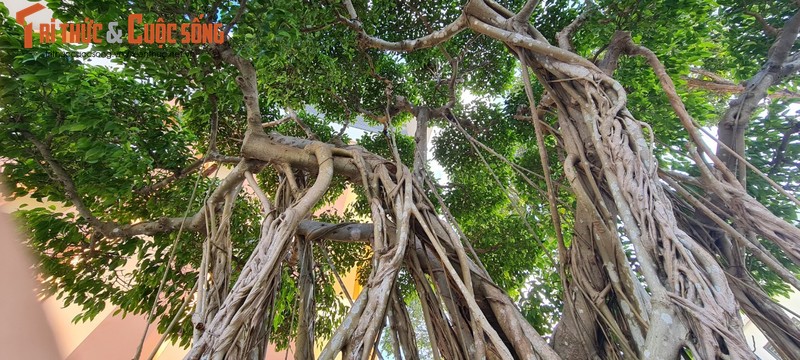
[
  {"xmin": 767, "ymin": 121, "xmax": 800, "ymax": 175},
  {"xmin": 340, "ymin": 0, "xmax": 467, "ymax": 52},
  {"xmin": 286, "ymin": 108, "xmax": 319, "ymax": 140},
  {"xmin": 465, "ymin": 17, "xmax": 596, "ymax": 69},
  {"xmin": 223, "ymin": 0, "xmax": 247, "ymax": 35},
  {"xmin": 556, "ymin": 1, "xmax": 595, "ymax": 51},
  {"xmin": 25, "ymin": 133, "xmax": 108, "ymax": 235},
  {"xmin": 214, "ymin": 44, "xmax": 266, "ymax": 135}
]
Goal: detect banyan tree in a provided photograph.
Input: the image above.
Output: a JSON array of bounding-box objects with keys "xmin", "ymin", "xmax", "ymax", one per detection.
[{"xmin": 1, "ymin": 0, "xmax": 799, "ymax": 359}]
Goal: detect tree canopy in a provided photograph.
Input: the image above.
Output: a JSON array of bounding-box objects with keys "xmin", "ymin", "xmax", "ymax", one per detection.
[{"xmin": 1, "ymin": 0, "xmax": 799, "ymax": 359}]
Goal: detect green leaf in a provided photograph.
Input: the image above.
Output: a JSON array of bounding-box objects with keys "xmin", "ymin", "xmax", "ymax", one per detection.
[{"xmin": 59, "ymin": 123, "xmax": 88, "ymax": 132}]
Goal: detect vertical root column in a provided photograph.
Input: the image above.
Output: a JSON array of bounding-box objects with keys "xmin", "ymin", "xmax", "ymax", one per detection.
[
  {"xmin": 193, "ymin": 186, "xmax": 238, "ymax": 343},
  {"xmin": 521, "ymin": 51, "xmax": 753, "ymax": 359},
  {"xmin": 321, "ymin": 165, "xmax": 414, "ymax": 360}
]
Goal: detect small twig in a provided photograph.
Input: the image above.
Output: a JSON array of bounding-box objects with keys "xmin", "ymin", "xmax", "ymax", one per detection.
[
  {"xmin": 329, "ymin": 92, "xmax": 352, "ymax": 141},
  {"xmin": 690, "ymin": 68, "xmax": 734, "ymax": 84},
  {"xmin": 767, "ymin": 121, "xmax": 800, "ymax": 175},
  {"xmin": 286, "ymin": 108, "xmax": 319, "ymax": 140},
  {"xmin": 261, "ymin": 116, "xmax": 292, "ymax": 128},
  {"xmin": 447, "ymin": 109, "xmax": 556, "ymax": 267},
  {"xmin": 517, "ymin": 48, "xmax": 567, "ymax": 291},
  {"xmin": 339, "ymin": 0, "xmax": 468, "ymax": 52},
  {"xmin": 319, "ymin": 243, "xmax": 354, "ymax": 305},
  {"xmin": 683, "ymin": 77, "xmax": 800, "ymax": 99},
  {"xmin": 24, "ymin": 132, "xmax": 108, "ymax": 235},
  {"xmin": 208, "ymin": 93, "xmax": 219, "ymax": 152},
  {"xmin": 135, "ymin": 153, "xmax": 241, "ymax": 196},
  {"xmin": 223, "ymin": 0, "xmax": 248, "ymax": 35}
]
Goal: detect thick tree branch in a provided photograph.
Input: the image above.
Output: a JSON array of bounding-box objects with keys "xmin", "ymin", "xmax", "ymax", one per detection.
[
  {"xmin": 23, "ymin": 134, "xmax": 247, "ymax": 241},
  {"xmin": 214, "ymin": 44, "xmax": 266, "ymax": 136},
  {"xmin": 464, "ymin": 0, "xmax": 547, "ymax": 42},
  {"xmin": 298, "ymin": 221, "xmax": 373, "ymax": 243},
  {"xmin": 717, "ymin": 9, "xmax": 800, "ymax": 183},
  {"xmin": 242, "ymin": 132, "xmax": 362, "ymax": 181},
  {"xmin": 781, "ymin": 52, "xmax": 800, "ymax": 76},
  {"xmin": 114, "ymin": 215, "xmax": 373, "ymax": 244},
  {"xmin": 512, "ymin": 0, "xmax": 540, "ymax": 24},
  {"xmin": 465, "ymin": 16, "xmax": 596, "ymax": 69},
  {"xmin": 596, "ymin": 30, "xmax": 629, "ymax": 74}
]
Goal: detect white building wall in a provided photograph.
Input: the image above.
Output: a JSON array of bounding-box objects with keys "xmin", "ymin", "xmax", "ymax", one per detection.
[{"xmin": 742, "ymin": 289, "xmax": 800, "ymax": 360}]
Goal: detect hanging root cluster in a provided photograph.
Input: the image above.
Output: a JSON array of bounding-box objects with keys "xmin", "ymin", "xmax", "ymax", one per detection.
[
  {"xmin": 531, "ymin": 54, "xmax": 751, "ymax": 359},
  {"xmin": 180, "ymin": 128, "xmax": 566, "ymax": 359},
  {"xmin": 187, "ymin": 144, "xmax": 335, "ymax": 360},
  {"xmin": 460, "ymin": 1, "xmax": 800, "ymax": 359},
  {"xmin": 317, "ymin": 148, "xmax": 559, "ymax": 360}
]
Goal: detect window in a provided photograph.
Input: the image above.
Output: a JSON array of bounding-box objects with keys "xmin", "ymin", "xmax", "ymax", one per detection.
[{"xmin": 763, "ymin": 342, "xmax": 781, "ymax": 359}]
